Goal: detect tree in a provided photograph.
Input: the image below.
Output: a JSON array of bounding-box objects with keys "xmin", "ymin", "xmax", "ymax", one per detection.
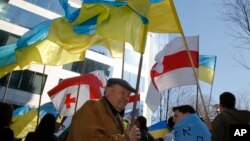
[
  {"xmin": 220, "ymin": 0, "xmax": 250, "ymax": 69},
  {"xmin": 151, "ymin": 85, "xmax": 217, "ymax": 123},
  {"xmin": 235, "ymin": 91, "xmax": 250, "ymax": 110}
]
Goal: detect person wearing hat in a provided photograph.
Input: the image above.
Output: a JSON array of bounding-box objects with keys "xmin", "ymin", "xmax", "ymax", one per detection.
[{"xmin": 67, "ymin": 78, "xmax": 141, "ymax": 141}]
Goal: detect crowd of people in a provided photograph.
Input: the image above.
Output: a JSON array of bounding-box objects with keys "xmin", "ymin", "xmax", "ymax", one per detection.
[{"xmin": 1, "ymin": 78, "xmax": 250, "ymax": 141}]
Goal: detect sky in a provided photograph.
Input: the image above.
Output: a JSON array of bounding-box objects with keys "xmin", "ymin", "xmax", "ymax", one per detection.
[{"xmin": 173, "ymin": 0, "xmax": 250, "ymax": 105}]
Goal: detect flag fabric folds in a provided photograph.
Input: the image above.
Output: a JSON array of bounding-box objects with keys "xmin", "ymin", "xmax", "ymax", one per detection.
[
  {"xmin": 146, "ymin": 36, "xmax": 199, "ymax": 112},
  {"xmin": 0, "ymin": 18, "xmax": 124, "ymax": 78},
  {"xmin": 47, "ymin": 70, "xmax": 106, "ymax": 116},
  {"xmin": 148, "ymin": 120, "xmax": 169, "ymax": 139},
  {"xmin": 148, "ymin": 0, "xmax": 181, "ymax": 33},
  {"xmin": 145, "ymin": 83, "xmax": 161, "ymax": 112},
  {"xmin": 151, "ymin": 36, "xmax": 199, "ymax": 92},
  {"xmin": 199, "ymin": 55, "xmax": 216, "ymax": 84},
  {"xmin": 10, "ymin": 102, "xmax": 59, "ymax": 139},
  {"xmin": 0, "ymin": 0, "xmax": 183, "ymax": 78}
]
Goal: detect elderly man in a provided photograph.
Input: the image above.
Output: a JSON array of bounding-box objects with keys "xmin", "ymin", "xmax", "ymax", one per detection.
[
  {"xmin": 67, "ymin": 78, "xmax": 141, "ymax": 141},
  {"xmin": 172, "ymin": 105, "xmax": 211, "ymax": 141}
]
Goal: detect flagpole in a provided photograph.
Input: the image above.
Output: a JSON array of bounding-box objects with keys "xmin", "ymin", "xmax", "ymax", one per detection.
[
  {"xmin": 169, "ymin": 0, "xmax": 210, "ymax": 123},
  {"xmin": 2, "ymin": 71, "xmax": 12, "ymax": 102},
  {"xmin": 208, "ymin": 56, "xmax": 217, "ymax": 107},
  {"xmin": 196, "ymin": 85, "xmax": 199, "ymax": 112},
  {"xmin": 130, "ymin": 24, "xmax": 148, "ymax": 127},
  {"xmin": 160, "ymin": 94, "xmax": 162, "ymax": 121},
  {"xmin": 74, "ymin": 60, "xmax": 86, "ymax": 114},
  {"xmin": 196, "ymin": 52, "xmax": 200, "ymax": 113},
  {"xmin": 181, "ymin": 35, "xmax": 210, "ymax": 119},
  {"xmin": 130, "ymin": 53, "xmax": 143, "ymax": 125},
  {"xmin": 121, "ymin": 43, "xmax": 126, "ymax": 79},
  {"xmin": 37, "ymin": 65, "xmax": 46, "ymax": 127},
  {"xmin": 166, "ymin": 89, "xmax": 170, "ymax": 119}
]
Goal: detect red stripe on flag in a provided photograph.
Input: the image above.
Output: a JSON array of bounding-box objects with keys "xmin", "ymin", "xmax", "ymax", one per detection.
[
  {"xmin": 151, "ymin": 50, "xmax": 198, "ymax": 77},
  {"xmin": 128, "ymin": 94, "xmax": 140, "ymax": 103}
]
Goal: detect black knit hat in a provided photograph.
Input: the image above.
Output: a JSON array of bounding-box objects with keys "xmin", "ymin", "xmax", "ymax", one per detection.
[{"xmin": 107, "ymin": 78, "xmax": 136, "ymax": 93}]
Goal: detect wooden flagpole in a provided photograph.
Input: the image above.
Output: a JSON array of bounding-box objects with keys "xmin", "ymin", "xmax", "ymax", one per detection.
[
  {"xmin": 130, "ymin": 53, "xmax": 143, "ymax": 126},
  {"xmin": 180, "ymin": 36, "xmax": 210, "ymax": 120},
  {"xmin": 208, "ymin": 56, "xmax": 217, "ymax": 107},
  {"xmin": 130, "ymin": 24, "xmax": 148, "ymax": 126},
  {"xmin": 181, "ymin": 36, "xmax": 210, "ymax": 121},
  {"xmin": 166, "ymin": 89, "xmax": 170, "ymax": 119},
  {"xmin": 169, "ymin": 0, "xmax": 210, "ymax": 123},
  {"xmin": 2, "ymin": 71, "xmax": 12, "ymax": 102},
  {"xmin": 196, "ymin": 85, "xmax": 199, "ymax": 112},
  {"xmin": 74, "ymin": 61, "xmax": 87, "ymax": 114},
  {"xmin": 160, "ymin": 94, "xmax": 162, "ymax": 121},
  {"xmin": 37, "ymin": 65, "xmax": 46, "ymax": 127},
  {"xmin": 196, "ymin": 52, "xmax": 200, "ymax": 112},
  {"xmin": 121, "ymin": 43, "xmax": 126, "ymax": 79}
]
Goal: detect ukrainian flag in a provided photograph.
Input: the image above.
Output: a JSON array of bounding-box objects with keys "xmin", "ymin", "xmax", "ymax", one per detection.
[
  {"xmin": 148, "ymin": 120, "xmax": 169, "ymax": 139},
  {"xmin": 199, "ymin": 55, "xmax": 216, "ymax": 84},
  {"xmin": 0, "ymin": 0, "xmax": 182, "ymax": 78}
]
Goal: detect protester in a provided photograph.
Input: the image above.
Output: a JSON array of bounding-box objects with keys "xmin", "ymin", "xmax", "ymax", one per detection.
[
  {"xmin": 211, "ymin": 92, "xmax": 250, "ymax": 141},
  {"xmin": 25, "ymin": 113, "xmax": 58, "ymax": 141},
  {"xmin": 67, "ymin": 78, "xmax": 141, "ymax": 141},
  {"xmin": 172, "ymin": 105, "xmax": 211, "ymax": 141},
  {"xmin": 134, "ymin": 116, "xmax": 154, "ymax": 141},
  {"xmin": 0, "ymin": 102, "xmax": 14, "ymax": 141},
  {"xmin": 165, "ymin": 116, "xmax": 175, "ymax": 141}
]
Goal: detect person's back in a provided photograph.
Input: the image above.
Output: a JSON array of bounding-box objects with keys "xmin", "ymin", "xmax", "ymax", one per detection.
[
  {"xmin": 25, "ymin": 113, "xmax": 58, "ymax": 141},
  {"xmin": 0, "ymin": 102, "xmax": 14, "ymax": 141},
  {"xmin": 212, "ymin": 92, "xmax": 250, "ymax": 141}
]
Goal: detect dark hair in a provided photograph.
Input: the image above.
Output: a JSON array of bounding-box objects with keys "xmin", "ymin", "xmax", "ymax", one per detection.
[
  {"xmin": 0, "ymin": 102, "xmax": 13, "ymax": 127},
  {"xmin": 158, "ymin": 138, "xmax": 164, "ymax": 141},
  {"xmin": 135, "ymin": 116, "xmax": 148, "ymax": 132},
  {"xmin": 220, "ymin": 92, "xmax": 235, "ymax": 109},
  {"xmin": 172, "ymin": 105, "xmax": 195, "ymax": 114},
  {"xmin": 36, "ymin": 113, "xmax": 56, "ymax": 134},
  {"xmin": 167, "ymin": 116, "xmax": 175, "ymax": 129}
]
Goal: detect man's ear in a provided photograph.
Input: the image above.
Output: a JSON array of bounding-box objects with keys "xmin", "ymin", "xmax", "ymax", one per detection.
[{"xmin": 105, "ymin": 86, "xmax": 111, "ymax": 96}]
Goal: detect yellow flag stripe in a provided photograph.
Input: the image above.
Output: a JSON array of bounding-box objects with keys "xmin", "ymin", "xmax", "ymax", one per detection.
[{"xmin": 199, "ymin": 66, "xmax": 214, "ymax": 84}]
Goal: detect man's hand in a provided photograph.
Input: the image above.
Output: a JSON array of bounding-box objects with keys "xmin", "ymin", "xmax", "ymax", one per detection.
[{"xmin": 126, "ymin": 125, "xmax": 141, "ymax": 141}]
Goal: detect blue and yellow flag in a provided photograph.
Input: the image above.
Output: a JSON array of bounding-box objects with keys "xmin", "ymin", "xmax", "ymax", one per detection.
[
  {"xmin": 0, "ymin": 0, "xmax": 183, "ymax": 78},
  {"xmin": 148, "ymin": 120, "xmax": 169, "ymax": 139},
  {"xmin": 199, "ymin": 55, "xmax": 217, "ymax": 84}
]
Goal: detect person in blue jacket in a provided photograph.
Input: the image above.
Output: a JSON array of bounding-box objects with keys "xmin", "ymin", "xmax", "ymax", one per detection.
[{"xmin": 172, "ymin": 105, "xmax": 211, "ymax": 141}]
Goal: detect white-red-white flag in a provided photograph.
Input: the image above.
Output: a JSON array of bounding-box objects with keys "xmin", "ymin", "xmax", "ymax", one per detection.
[
  {"xmin": 48, "ymin": 70, "xmax": 106, "ymax": 116},
  {"xmin": 151, "ymin": 36, "xmax": 199, "ymax": 92},
  {"xmin": 146, "ymin": 36, "xmax": 199, "ymax": 112}
]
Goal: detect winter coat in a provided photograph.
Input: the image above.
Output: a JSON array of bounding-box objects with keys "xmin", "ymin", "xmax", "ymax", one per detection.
[
  {"xmin": 67, "ymin": 97, "xmax": 129, "ymax": 141},
  {"xmin": 212, "ymin": 109, "xmax": 250, "ymax": 141}
]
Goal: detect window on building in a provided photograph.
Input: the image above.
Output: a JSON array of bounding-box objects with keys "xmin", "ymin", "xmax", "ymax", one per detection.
[
  {"xmin": 124, "ymin": 48, "xmax": 146, "ymax": 69},
  {"xmin": 0, "ymin": 70, "xmax": 47, "ymax": 94},
  {"xmin": 63, "ymin": 59, "xmax": 112, "ymax": 77},
  {"xmin": 3, "ymin": 5, "xmax": 48, "ymax": 29},
  {"xmin": 0, "ymin": 30, "xmax": 9, "ymax": 46},
  {"xmin": 0, "ymin": 30, "xmax": 19, "ymax": 46},
  {"xmin": 25, "ymin": 0, "xmax": 64, "ymax": 15},
  {"xmin": 123, "ymin": 71, "xmax": 145, "ymax": 92}
]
